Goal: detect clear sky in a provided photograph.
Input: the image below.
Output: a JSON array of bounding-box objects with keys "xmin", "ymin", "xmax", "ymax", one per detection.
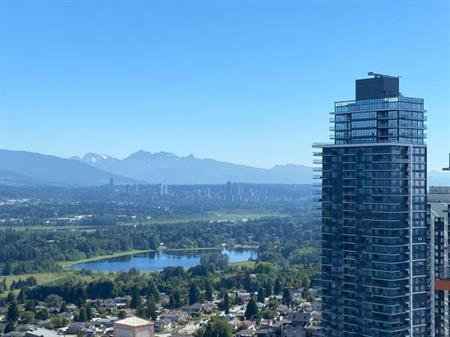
[{"xmin": 0, "ymin": 0, "xmax": 449, "ymax": 170}]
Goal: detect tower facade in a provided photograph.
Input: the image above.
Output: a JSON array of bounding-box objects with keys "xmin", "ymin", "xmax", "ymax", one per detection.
[
  {"xmin": 429, "ymin": 155, "xmax": 450, "ymax": 337},
  {"xmin": 314, "ymin": 73, "xmax": 430, "ymax": 336}
]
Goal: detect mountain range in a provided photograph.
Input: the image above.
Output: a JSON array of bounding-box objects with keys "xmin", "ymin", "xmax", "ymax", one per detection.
[
  {"xmin": 74, "ymin": 150, "xmax": 313, "ymax": 185},
  {"xmin": 0, "ymin": 149, "xmax": 312, "ymax": 186},
  {"xmin": 0, "ymin": 150, "xmax": 138, "ymax": 187},
  {"xmin": 1, "ymin": 149, "xmax": 448, "ymax": 187}
]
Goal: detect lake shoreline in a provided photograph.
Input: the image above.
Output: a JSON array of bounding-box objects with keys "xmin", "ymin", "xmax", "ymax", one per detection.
[{"xmin": 63, "ymin": 245, "xmax": 258, "ymax": 269}]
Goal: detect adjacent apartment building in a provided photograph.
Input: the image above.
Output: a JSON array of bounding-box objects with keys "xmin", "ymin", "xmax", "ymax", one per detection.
[
  {"xmin": 314, "ymin": 73, "xmax": 430, "ymax": 336},
  {"xmin": 429, "ymin": 156, "xmax": 450, "ymax": 337}
]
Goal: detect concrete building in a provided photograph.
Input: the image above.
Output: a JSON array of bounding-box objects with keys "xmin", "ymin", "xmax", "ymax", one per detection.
[
  {"xmin": 282, "ymin": 311, "xmax": 314, "ymax": 337},
  {"xmin": 314, "ymin": 73, "xmax": 430, "ymax": 336},
  {"xmin": 113, "ymin": 316, "xmax": 154, "ymax": 337},
  {"xmin": 430, "ymin": 155, "xmax": 450, "ymax": 337}
]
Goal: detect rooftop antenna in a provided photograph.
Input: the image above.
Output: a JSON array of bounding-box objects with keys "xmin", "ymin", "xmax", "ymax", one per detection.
[{"xmin": 367, "ymin": 72, "xmax": 400, "ymax": 79}]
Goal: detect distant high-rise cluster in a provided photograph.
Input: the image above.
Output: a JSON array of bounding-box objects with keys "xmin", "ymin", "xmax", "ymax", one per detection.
[
  {"xmin": 314, "ymin": 73, "xmax": 429, "ymax": 336},
  {"xmin": 160, "ymin": 183, "xmax": 169, "ymax": 196},
  {"xmin": 98, "ymin": 182, "xmax": 310, "ymax": 202}
]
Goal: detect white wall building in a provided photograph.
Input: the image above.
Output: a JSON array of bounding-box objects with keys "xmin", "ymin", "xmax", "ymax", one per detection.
[{"xmin": 114, "ymin": 316, "xmax": 154, "ymax": 337}]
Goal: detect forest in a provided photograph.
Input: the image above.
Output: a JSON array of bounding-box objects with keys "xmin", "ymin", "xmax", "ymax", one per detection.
[{"xmin": 0, "ymin": 216, "xmax": 318, "ymax": 275}]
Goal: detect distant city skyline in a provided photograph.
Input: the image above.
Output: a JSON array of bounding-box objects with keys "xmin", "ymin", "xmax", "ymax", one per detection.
[{"xmin": 0, "ymin": 1, "xmax": 449, "ymax": 170}]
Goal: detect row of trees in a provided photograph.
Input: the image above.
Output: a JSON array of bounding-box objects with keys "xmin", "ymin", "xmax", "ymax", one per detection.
[{"xmin": 1, "ymin": 260, "xmax": 316, "ymax": 316}]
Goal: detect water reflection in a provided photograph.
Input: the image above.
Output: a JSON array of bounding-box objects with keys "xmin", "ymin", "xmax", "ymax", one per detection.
[{"xmin": 71, "ymin": 248, "xmax": 256, "ymax": 272}]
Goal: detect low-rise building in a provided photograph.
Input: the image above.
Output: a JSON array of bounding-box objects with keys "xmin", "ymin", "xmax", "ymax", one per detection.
[
  {"xmin": 95, "ymin": 316, "xmax": 119, "ymax": 328},
  {"xmin": 66, "ymin": 322, "xmax": 89, "ymax": 335},
  {"xmin": 237, "ymin": 328, "xmax": 255, "ymax": 337},
  {"xmin": 154, "ymin": 319, "xmax": 172, "ymax": 332},
  {"xmin": 25, "ymin": 328, "xmax": 59, "ymax": 337},
  {"xmin": 183, "ymin": 302, "xmax": 216, "ymax": 316},
  {"xmin": 113, "ymin": 316, "xmax": 154, "ymax": 337},
  {"xmin": 159, "ymin": 310, "xmax": 188, "ymax": 324}
]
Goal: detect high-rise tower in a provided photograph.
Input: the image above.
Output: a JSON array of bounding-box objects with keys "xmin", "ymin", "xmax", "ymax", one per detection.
[
  {"xmin": 313, "ymin": 73, "xmax": 430, "ymax": 336},
  {"xmin": 429, "ymin": 154, "xmax": 450, "ymax": 337}
]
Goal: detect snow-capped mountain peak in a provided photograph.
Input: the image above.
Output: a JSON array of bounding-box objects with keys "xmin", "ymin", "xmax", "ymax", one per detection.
[{"xmin": 81, "ymin": 153, "xmax": 117, "ymax": 164}]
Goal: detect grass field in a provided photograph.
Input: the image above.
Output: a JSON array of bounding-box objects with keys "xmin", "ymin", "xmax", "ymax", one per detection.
[
  {"xmin": 0, "ymin": 210, "xmax": 282, "ymax": 231},
  {"xmin": 1, "ymin": 270, "xmax": 110, "ymax": 298},
  {"xmin": 119, "ymin": 210, "xmax": 282, "ymax": 225},
  {"xmin": 3, "ymin": 272, "xmax": 69, "ymax": 288},
  {"xmin": 229, "ymin": 260, "xmax": 256, "ymax": 268}
]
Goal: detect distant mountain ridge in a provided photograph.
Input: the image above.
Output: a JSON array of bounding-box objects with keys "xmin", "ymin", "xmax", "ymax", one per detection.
[
  {"xmin": 75, "ymin": 150, "xmax": 313, "ymax": 184},
  {"xmin": 0, "ymin": 149, "xmax": 139, "ymax": 187}
]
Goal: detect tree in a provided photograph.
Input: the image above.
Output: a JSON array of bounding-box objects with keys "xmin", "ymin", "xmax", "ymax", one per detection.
[
  {"xmin": 3, "ymin": 262, "xmax": 12, "ymax": 276},
  {"xmin": 78, "ymin": 307, "xmax": 87, "ymax": 322},
  {"xmin": 44, "ymin": 317, "xmax": 68, "ymax": 329},
  {"xmin": 3, "ymin": 321, "xmax": 15, "ymax": 334},
  {"xmin": 244, "ymin": 297, "xmax": 259, "ymax": 320},
  {"xmin": 136, "ymin": 304, "xmax": 146, "ymax": 319},
  {"xmin": 118, "ymin": 310, "xmax": 126, "ymax": 319},
  {"xmin": 274, "ymin": 279, "xmax": 282, "ymax": 295},
  {"xmin": 222, "ymin": 292, "xmax": 230, "ymax": 314},
  {"xmin": 85, "ymin": 305, "xmax": 93, "ymax": 321},
  {"xmin": 60, "ymin": 301, "xmax": 67, "ymax": 313},
  {"xmin": 25, "ymin": 300, "xmax": 36, "ymax": 312},
  {"xmin": 267, "ymin": 297, "xmax": 279, "ymax": 311},
  {"xmin": 0, "ymin": 278, "xmax": 6, "ymax": 293},
  {"xmin": 6, "ymin": 301, "xmax": 19, "ymax": 322},
  {"xmin": 168, "ymin": 289, "xmax": 182, "ymax": 309},
  {"xmin": 35, "ymin": 308, "xmax": 49, "ymax": 320},
  {"xmin": 257, "ymin": 288, "xmax": 265, "ymax": 303},
  {"xmin": 262, "ymin": 309, "xmax": 277, "ymax": 319},
  {"xmin": 146, "ymin": 279, "xmax": 159, "ymax": 302},
  {"xmin": 45, "ymin": 294, "xmax": 63, "ymax": 308},
  {"xmin": 130, "ymin": 286, "xmax": 142, "ymax": 309},
  {"xmin": 21, "ymin": 311, "xmax": 35, "ymax": 324},
  {"xmin": 146, "ymin": 298, "xmax": 157, "ymax": 320},
  {"xmin": 189, "ymin": 283, "xmax": 200, "ymax": 305},
  {"xmin": 173, "ymin": 291, "xmax": 181, "ymax": 308},
  {"xmin": 282, "ymin": 288, "xmax": 292, "ymax": 307},
  {"xmin": 169, "ymin": 293, "xmax": 176, "ymax": 309},
  {"xmin": 264, "ymin": 280, "xmax": 273, "ymax": 297},
  {"xmin": 6, "ymin": 292, "xmax": 16, "ymax": 303},
  {"xmin": 205, "ymin": 281, "xmax": 213, "ymax": 301},
  {"xmin": 17, "ymin": 287, "xmax": 27, "ymax": 304},
  {"xmin": 76, "ymin": 288, "xmax": 87, "ymax": 307},
  {"xmin": 195, "ymin": 318, "xmax": 232, "ymax": 337}
]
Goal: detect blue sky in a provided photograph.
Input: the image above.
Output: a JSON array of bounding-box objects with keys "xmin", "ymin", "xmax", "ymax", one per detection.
[{"xmin": 0, "ymin": 1, "xmax": 449, "ymax": 170}]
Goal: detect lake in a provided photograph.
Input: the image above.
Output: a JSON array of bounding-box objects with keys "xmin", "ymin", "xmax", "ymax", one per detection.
[{"xmin": 70, "ymin": 248, "xmax": 257, "ymax": 272}]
